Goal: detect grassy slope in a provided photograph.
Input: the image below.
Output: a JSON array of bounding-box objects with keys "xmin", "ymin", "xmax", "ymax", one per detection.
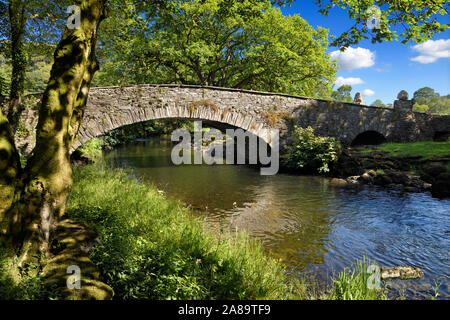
[{"xmin": 363, "ymin": 142, "xmax": 450, "ymax": 159}]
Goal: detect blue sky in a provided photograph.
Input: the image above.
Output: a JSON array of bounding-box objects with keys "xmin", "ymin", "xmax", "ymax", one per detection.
[{"xmin": 280, "ymin": 2, "xmax": 450, "ymax": 105}]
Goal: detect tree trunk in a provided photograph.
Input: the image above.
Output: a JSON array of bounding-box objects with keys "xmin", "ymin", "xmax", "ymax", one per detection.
[
  {"xmin": 7, "ymin": 0, "xmax": 28, "ymax": 132},
  {"xmin": 0, "ymin": 107, "xmax": 21, "ymax": 240},
  {"xmin": 0, "ymin": 0, "xmax": 108, "ymax": 267}
]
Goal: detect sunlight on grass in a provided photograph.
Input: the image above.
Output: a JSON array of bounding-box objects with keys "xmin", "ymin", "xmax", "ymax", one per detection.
[
  {"xmin": 327, "ymin": 256, "xmax": 387, "ymax": 300},
  {"xmin": 364, "ymin": 142, "xmax": 450, "ymax": 159}
]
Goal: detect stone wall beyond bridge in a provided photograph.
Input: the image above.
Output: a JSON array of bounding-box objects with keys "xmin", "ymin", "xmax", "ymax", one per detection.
[{"xmin": 15, "ymin": 84, "xmax": 450, "ymax": 155}]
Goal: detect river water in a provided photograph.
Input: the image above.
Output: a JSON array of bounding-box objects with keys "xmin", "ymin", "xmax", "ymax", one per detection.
[{"xmin": 103, "ymin": 137, "xmax": 449, "ymax": 299}]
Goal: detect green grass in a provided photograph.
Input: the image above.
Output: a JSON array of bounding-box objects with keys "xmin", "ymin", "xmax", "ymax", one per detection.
[
  {"xmin": 364, "ymin": 142, "xmax": 450, "ymax": 160},
  {"xmin": 66, "ymin": 163, "xmax": 306, "ymax": 300},
  {"xmin": 0, "ymin": 248, "xmax": 61, "ymax": 300},
  {"xmin": 327, "ymin": 256, "xmax": 387, "ymax": 300}
]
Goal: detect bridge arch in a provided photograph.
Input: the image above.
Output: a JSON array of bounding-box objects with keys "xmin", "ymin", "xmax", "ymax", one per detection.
[
  {"xmin": 72, "ymin": 95, "xmax": 275, "ymax": 152},
  {"xmin": 433, "ymin": 131, "xmax": 450, "ymax": 142},
  {"xmin": 351, "ymin": 130, "xmax": 387, "ymax": 146}
]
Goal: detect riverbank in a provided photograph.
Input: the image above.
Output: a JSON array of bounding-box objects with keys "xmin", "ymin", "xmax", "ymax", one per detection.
[
  {"xmin": 1, "ymin": 162, "xmax": 392, "ymax": 300},
  {"xmin": 67, "ymin": 163, "xmax": 400, "ymax": 300},
  {"xmin": 329, "ymin": 142, "xmax": 450, "ymax": 199},
  {"xmin": 66, "ymin": 163, "xmax": 302, "ymax": 299}
]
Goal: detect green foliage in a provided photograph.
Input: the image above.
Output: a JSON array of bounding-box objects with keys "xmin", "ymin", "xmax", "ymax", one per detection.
[
  {"xmin": 15, "ymin": 120, "xmax": 30, "ymax": 136},
  {"xmin": 413, "ymin": 86, "xmax": 438, "ymax": 101},
  {"xmin": 370, "ymin": 99, "xmax": 386, "ymax": 108},
  {"xmin": 24, "ymin": 52, "xmax": 53, "ymax": 94},
  {"xmin": 0, "ymin": 51, "xmax": 12, "ymax": 96},
  {"xmin": 22, "ymin": 94, "xmax": 40, "ymax": 109},
  {"xmin": 95, "ymin": 0, "xmax": 336, "ymax": 98},
  {"xmin": 102, "ymin": 119, "xmax": 192, "ymax": 147},
  {"xmin": 0, "ymin": 248, "xmax": 61, "ymax": 300},
  {"xmin": 78, "ymin": 138, "xmax": 105, "ymax": 160},
  {"xmin": 332, "ymin": 85, "xmax": 353, "ymax": 103},
  {"xmin": 316, "ymin": 0, "xmax": 449, "ymax": 48},
  {"xmin": 0, "ymin": 42, "xmax": 54, "ymax": 96},
  {"xmin": 327, "ymin": 257, "xmax": 387, "ymax": 300},
  {"xmin": 283, "ymin": 126, "xmax": 341, "ymax": 174},
  {"xmin": 413, "ymin": 103, "xmax": 430, "ymax": 113},
  {"xmin": 66, "ymin": 164, "xmax": 301, "ymax": 299},
  {"xmin": 412, "ymin": 87, "xmax": 450, "ymax": 115}
]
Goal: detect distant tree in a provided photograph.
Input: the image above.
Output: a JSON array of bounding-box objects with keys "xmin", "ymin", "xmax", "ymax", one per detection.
[
  {"xmin": 413, "ymin": 103, "xmax": 430, "ymax": 113},
  {"xmin": 413, "ymin": 87, "xmax": 439, "ymax": 102},
  {"xmin": 370, "ymin": 99, "xmax": 386, "ymax": 108},
  {"xmin": 412, "ymin": 87, "xmax": 450, "ymax": 115},
  {"xmin": 331, "ymin": 85, "xmax": 352, "ymax": 103},
  {"xmin": 0, "ymin": 42, "xmax": 55, "ymax": 95},
  {"xmin": 0, "ymin": 72, "xmax": 6, "ymax": 96}
]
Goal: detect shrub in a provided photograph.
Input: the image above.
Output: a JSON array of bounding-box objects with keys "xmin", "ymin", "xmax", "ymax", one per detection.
[
  {"xmin": 78, "ymin": 138, "xmax": 105, "ymax": 160},
  {"xmin": 283, "ymin": 126, "xmax": 341, "ymax": 174}
]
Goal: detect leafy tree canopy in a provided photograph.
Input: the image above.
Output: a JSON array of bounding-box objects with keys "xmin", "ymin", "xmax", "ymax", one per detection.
[
  {"xmin": 315, "ymin": 0, "xmax": 449, "ymax": 48},
  {"xmin": 0, "ymin": 0, "xmax": 71, "ymax": 45},
  {"xmin": 370, "ymin": 99, "xmax": 386, "ymax": 108},
  {"xmin": 331, "ymin": 84, "xmax": 352, "ymax": 103},
  {"xmin": 94, "ymin": 0, "xmax": 337, "ymax": 98}
]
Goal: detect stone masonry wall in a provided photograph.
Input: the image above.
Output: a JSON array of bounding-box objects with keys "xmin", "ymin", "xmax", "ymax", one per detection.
[{"xmin": 14, "ymin": 84, "xmax": 450, "ymax": 155}]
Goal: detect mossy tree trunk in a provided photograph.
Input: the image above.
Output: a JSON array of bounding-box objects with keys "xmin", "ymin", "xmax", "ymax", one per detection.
[
  {"xmin": 0, "ymin": 0, "xmax": 108, "ymax": 268},
  {"xmin": 0, "ymin": 107, "xmax": 21, "ymax": 226},
  {"xmin": 7, "ymin": 0, "xmax": 28, "ymax": 132}
]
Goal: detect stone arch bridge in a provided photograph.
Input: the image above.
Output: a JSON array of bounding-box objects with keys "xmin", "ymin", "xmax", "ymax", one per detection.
[{"xmin": 16, "ymin": 84, "xmax": 450, "ymax": 154}]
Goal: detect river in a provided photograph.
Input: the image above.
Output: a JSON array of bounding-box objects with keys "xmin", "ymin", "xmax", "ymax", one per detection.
[{"xmin": 103, "ymin": 137, "xmax": 449, "ymax": 299}]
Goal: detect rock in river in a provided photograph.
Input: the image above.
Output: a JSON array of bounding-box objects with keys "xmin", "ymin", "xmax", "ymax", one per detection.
[
  {"xmin": 381, "ymin": 266, "xmax": 424, "ymax": 280},
  {"xmin": 329, "ymin": 178, "xmax": 348, "ymax": 188}
]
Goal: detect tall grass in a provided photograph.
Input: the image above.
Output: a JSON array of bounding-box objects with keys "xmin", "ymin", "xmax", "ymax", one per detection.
[
  {"xmin": 66, "ymin": 163, "xmax": 302, "ymax": 300},
  {"xmin": 327, "ymin": 257, "xmax": 387, "ymax": 300}
]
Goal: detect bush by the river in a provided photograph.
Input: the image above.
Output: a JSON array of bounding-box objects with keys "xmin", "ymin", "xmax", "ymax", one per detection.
[{"xmin": 283, "ymin": 126, "xmax": 341, "ymax": 174}]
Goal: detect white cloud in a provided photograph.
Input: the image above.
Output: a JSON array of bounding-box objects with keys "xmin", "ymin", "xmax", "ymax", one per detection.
[
  {"xmin": 335, "ymin": 76, "xmax": 365, "ymax": 87},
  {"xmin": 330, "ymin": 47, "xmax": 375, "ymax": 71},
  {"xmin": 411, "ymin": 39, "xmax": 450, "ymax": 64},
  {"xmin": 363, "ymin": 89, "xmax": 375, "ymax": 97}
]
